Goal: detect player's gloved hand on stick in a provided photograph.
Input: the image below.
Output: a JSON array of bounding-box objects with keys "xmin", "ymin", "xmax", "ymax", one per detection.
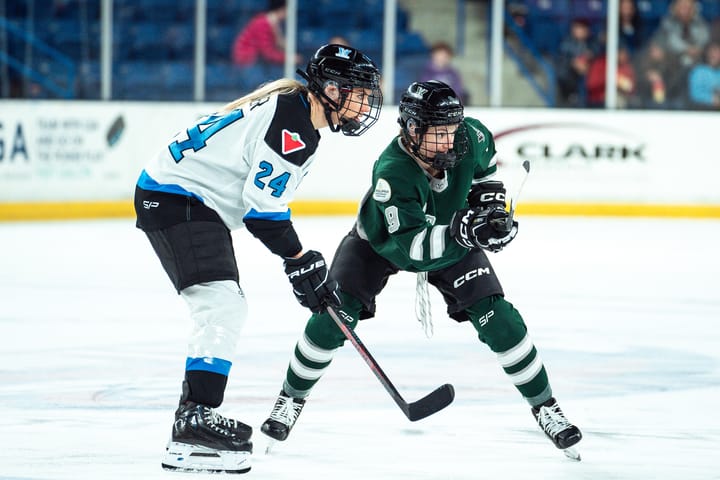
[
  {"xmin": 449, "ymin": 206, "xmax": 518, "ymax": 252},
  {"xmin": 467, "ymin": 181, "xmax": 507, "ymax": 210},
  {"xmin": 284, "ymin": 250, "xmax": 341, "ymax": 313}
]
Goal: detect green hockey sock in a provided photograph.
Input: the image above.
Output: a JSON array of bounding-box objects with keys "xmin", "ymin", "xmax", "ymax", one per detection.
[
  {"xmin": 467, "ymin": 295, "xmax": 552, "ymax": 406},
  {"xmin": 283, "ymin": 294, "xmax": 363, "ymax": 398}
]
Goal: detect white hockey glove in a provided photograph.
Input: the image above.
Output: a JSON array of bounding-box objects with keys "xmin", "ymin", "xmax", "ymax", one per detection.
[
  {"xmin": 284, "ymin": 250, "xmax": 341, "ymax": 313},
  {"xmin": 449, "ymin": 206, "xmax": 518, "ymax": 252}
]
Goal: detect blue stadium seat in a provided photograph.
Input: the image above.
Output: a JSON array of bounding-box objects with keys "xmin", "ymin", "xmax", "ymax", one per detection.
[
  {"xmin": 345, "ymin": 30, "xmax": 382, "ymax": 60},
  {"xmin": 77, "ymin": 61, "xmax": 101, "ymax": 99},
  {"xmin": 207, "ymin": 0, "xmax": 263, "ymax": 26},
  {"xmin": 396, "ymin": 31, "xmax": 428, "ymax": 56},
  {"xmin": 298, "ymin": 28, "xmax": 332, "ymax": 56},
  {"xmin": 526, "ymin": 17, "xmax": 569, "ymax": 56},
  {"xmin": 113, "ymin": 61, "xmax": 192, "ymax": 100},
  {"xmin": 127, "ymin": 22, "xmax": 170, "ymax": 61},
  {"xmin": 360, "ymin": 0, "xmax": 385, "ymax": 29},
  {"xmin": 315, "ymin": 0, "xmax": 365, "ymax": 29},
  {"xmin": 205, "ymin": 63, "xmax": 269, "ymax": 101},
  {"xmin": 519, "ymin": 0, "xmax": 571, "ymax": 55},
  {"xmin": 115, "ymin": 62, "xmax": 166, "ymax": 99},
  {"xmin": 698, "ymin": 0, "xmax": 720, "ymax": 21},
  {"xmin": 30, "ymin": 0, "xmax": 98, "ymax": 20},
  {"xmin": 162, "ymin": 61, "xmax": 194, "ymax": 96},
  {"xmin": 298, "ymin": 4, "xmax": 323, "ymax": 28},
  {"xmin": 4, "ymin": 2, "xmax": 27, "ymax": 18},
  {"xmin": 165, "ymin": 24, "xmax": 195, "ymax": 60},
  {"xmin": 635, "ymin": 0, "xmax": 671, "ymax": 20},
  {"xmin": 394, "ymin": 54, "xmax": 426, "ymax": 100},
  {"xmin": 207, "ymin": 25, "xmax": 237, "ymax": 63},
  {"xmin": 571, "ymin": 0, "xmax": 606, "ymax": 21},
  {"xmin": 397, "ymin": 6, "xmax": 411, "ymax": 32},
  {"xmin": 132, "ymin": 0, "xmax": 195, "ymax": 23},
  {"xmin": 41, "ymin": 20, "xmax": 97, "ymax": 60},
  {"xmin": 525, "ymin": 0, "xmax": 571, "ymax": 19}
]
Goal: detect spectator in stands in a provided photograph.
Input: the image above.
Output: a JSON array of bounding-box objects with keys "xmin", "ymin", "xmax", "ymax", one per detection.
[
  {"xmin": 688, "ymin": 41, "xmax": 720, "ymax": 109},
  {"xmin": 633, "ymin": 41, "xmax": 688, "ymax": 109},
  {"xmin": 585, "ymin": 44, "xmax": 637, "ymax": 108},
  {"xmin": 420, "ymin": 42, "xmax": 469, "ymax": 103},
  {"xmin": 653, "ymin": 0, "xmax": 710, "ymax": 68},
  {"xmin": 618, "ymin": 0, "xmax": 653, "ymax": 54},
  {"xmin": 231, "ymin": 0, "xmax": 301, "ymax": 69},
  {"xmin": 555, "ymin": 18, "xmax": 598, "ymax": 107}
]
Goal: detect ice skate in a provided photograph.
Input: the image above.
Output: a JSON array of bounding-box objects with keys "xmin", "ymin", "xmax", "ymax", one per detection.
[
  {"xmin": 161, "ymin": 401, "xmax": 253, "ymax": 473},
  {"xmin": 261, "ymin": 390, "xmax": 306, "ymax": 445},
  {"xmin": 532, "ymin": 397, "xmax": 582, "ymax": 460}
]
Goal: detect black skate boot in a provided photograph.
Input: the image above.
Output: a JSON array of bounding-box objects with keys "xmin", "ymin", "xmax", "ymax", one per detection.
[
  {"xmin": 161, "ymin": 400, "xmax": 253, "ymax": 473},
  {"xmin": 532, "ymin": 397, "xmax": 582, "ymax": 456},
  {"xmin": 261, "ymin": 390, "xmax": 306, "ymax": 441}
]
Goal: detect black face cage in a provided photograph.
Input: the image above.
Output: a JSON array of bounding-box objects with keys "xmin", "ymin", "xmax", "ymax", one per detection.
[
  {"xmin": 335, "ymin": 82, "xmax": 383, "ymax": 136},
  {"xmin": 304, "ymin": 59, "xmax": 383, "ymax": 136},
  {"xmin": 401, "ymin": 110, "xmax": 469, "ymax": 170}
]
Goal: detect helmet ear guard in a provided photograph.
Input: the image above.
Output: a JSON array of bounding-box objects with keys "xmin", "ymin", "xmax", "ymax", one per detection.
[{"xmin": 299, "ymin": 44, "xmax": 383, "ymax": 136}]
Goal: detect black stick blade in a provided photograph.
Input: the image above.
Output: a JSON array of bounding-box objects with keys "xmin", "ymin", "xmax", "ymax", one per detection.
[{"xmin": 405, "ymin": 383, "xmax": 455, "ymax": 421}]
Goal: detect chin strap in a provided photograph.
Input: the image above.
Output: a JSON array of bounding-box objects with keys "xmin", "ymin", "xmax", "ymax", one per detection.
[
  {"xmin": 297, "ymin": 68, "xmax": 344, "ymax": 133},
  {"xmin": 323, "ymin": 104, "xmax": 341, "ymax": 132},
  {"xmin": 415, "ymin": 271, "xmax": 433, "ymax": 338},
  {"xmin": 340, "ymin": 118, "xmax": 361, "ymax": 134}
]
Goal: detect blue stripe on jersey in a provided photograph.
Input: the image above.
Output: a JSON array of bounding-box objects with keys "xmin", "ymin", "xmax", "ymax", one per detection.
[
  {"xmin": 243, "ymin": 207, "xmax": 291, "ymax": 221},
  {"xmin": 185, "ymin": 356, "xmax": 232, "ymax": 376},
  {"xmin": 137, "ymin": 170, "xmax": 205, "ymax": 202}
]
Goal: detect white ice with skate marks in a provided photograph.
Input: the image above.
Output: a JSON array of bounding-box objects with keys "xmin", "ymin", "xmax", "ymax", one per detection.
[{"xmin": 0, "ymin": 216, "xmax": 719, "ymax": 479}]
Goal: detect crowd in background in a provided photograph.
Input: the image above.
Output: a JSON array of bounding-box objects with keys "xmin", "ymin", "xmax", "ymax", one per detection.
[
  {"xmin": 1, "ymin": 0, "xmax": 719, "ymax": 110},
  {"xmin": 548, "ymin": 0, "xmax": 720, "ymax": 109}
]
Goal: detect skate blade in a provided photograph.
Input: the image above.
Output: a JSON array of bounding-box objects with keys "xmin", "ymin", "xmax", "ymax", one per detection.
[
  {"xmin": 162, "ymin": 441, "xmax": 251, "ymax": 474},
  {"xmin": 264, "ymin": 438, "xmax": 277, "ymax": 455},
  {"xmin": 563, "ymin": 446, "xmax": 581, "ymax": 461}
]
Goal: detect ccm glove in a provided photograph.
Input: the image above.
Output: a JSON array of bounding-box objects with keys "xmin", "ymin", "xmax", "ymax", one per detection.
[
  {"xmin": 449, "ymin": 205, "xmax": 519, "ymax": 252},
  {"xmin": 467, "ymin": 180, "xmax": 507, "ymax": 209},
  {"xmin": 284, "ymin": 250, "xmax": 341, "ymax": 313}
]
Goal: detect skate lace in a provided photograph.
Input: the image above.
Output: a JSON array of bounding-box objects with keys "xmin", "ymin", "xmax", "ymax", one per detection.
[
  {"xmin": 415, "ymin": 272, "xmax": 433, "ymax": 338},
  {"xmin": 203, "ymin": 407, "xmax": 238, "ymax": 431},
  {"xmin": 536, "ymin": 403, "xmax": 571, "ymax": 437},
  {"xmin": 269, "ymin": 395, "xmax": 303, "ymax": 427}
]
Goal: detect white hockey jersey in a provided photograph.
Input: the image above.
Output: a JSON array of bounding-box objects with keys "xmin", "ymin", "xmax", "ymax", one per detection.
[{"xmin": 139, "ymin": 92, "xmax": 321, "ymax": 231}]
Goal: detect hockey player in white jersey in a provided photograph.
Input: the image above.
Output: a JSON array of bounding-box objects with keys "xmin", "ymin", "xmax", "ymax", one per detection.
[{"xmin": 133, "ymin": 44, "xmax": 382, "ymax": 474}]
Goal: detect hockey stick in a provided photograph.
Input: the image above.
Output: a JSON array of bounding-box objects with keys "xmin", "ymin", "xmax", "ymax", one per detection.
[
  {"xmin": 326, "ymin": 306, "xmax": 455, "ymax": 421},
  {"xmin": 506, "ymin": 160, "xmax": 531, "ymax": 230}
]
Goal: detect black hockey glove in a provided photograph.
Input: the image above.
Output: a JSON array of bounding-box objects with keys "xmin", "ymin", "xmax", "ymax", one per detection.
[
  {"xmin": 284, "ymin": 250, "xmax": 341, "ymax": 313},
  {"xmin": 467, "ymin": 181, "xmax": 507, "ymax": 210},
  {"xmin": 449, "ymin": 205, "xmax": 518, "ymax": 252}
]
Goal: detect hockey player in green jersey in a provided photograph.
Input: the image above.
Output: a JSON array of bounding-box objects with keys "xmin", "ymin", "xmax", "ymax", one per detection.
[{"xmin": 261, "ymin": 80, "xmax": 582, "ymax": 457}]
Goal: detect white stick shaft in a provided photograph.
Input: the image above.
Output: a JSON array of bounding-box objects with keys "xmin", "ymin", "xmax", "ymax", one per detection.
[{"xmin": 506, "ymin": 160, "xmax": 531, "ymax": 229}]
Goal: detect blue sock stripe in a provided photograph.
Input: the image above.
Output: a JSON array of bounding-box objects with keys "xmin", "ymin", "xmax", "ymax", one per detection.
[{"xmin": 185, "ymin": 357, "xmax": 232, "ymax": 376}]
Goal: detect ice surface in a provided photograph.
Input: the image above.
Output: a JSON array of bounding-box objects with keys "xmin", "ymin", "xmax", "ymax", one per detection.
[{"xmin": 1, "ymin": 216, "xmax": 719, "ymax": 479}]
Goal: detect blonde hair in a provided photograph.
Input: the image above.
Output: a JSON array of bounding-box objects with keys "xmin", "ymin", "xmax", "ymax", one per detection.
[{"xmin": 219, "ymin": 78, "xmax": 308, "ymax": 113}]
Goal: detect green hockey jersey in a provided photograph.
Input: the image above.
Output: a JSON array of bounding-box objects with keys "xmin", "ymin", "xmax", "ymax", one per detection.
[{"xmin": 356, "ymin": 117, "xmax": 498, "ymax": 272}]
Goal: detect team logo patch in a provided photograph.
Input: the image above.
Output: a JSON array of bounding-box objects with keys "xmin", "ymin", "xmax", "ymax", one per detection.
[
  {"xmin": 282, "ymin": 129, "xmax": 306, "ymax": 155},
  {"xmin": 336, "ymin": 47, "xmax": 352, "ymax": 59},
  {"xmin": 410, "ymin": 86, "xmax": 427, "ymax": 99},
  {"xmin": 372, "ymin": 178, "xmax": 392, "ymax": 202}
]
